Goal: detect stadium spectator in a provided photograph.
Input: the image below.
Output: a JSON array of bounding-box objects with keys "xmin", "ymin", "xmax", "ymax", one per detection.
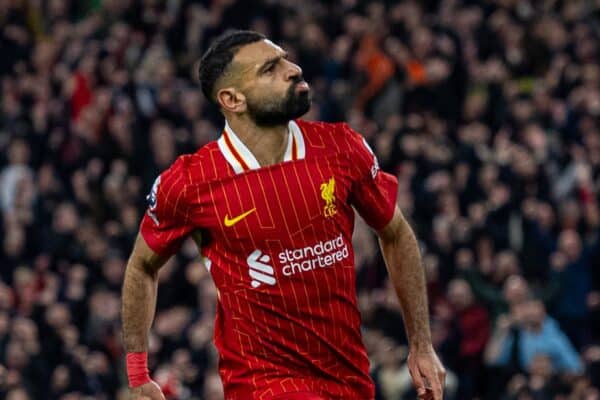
[{"xmin": 485, "ymin": 299, "xmax": 583, "ymax": 374}]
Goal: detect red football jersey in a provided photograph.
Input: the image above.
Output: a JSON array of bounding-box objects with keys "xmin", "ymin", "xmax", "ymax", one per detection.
[{"xmin": 140, "ymin": 120, "xmax": 398, "ymax": 399}]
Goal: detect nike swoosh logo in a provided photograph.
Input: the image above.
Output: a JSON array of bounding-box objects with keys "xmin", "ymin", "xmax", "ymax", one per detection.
[{"xmin": 224, "ymin": 208, "xmax": 256, "ymax": 227}]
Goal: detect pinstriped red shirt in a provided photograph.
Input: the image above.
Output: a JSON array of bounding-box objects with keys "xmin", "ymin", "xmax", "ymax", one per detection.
[{"xmin": 140, "ymin": 119, "xmax": 398, "ymax": 399}]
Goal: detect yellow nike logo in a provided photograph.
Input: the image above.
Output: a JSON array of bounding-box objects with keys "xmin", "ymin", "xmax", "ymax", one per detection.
[{"xmin": 224, "ymin": 208, "xmax": 256, "ymax": 227}]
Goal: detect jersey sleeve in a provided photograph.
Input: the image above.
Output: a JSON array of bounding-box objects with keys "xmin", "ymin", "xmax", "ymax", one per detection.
[
  {"xmin": 139, "ymin": 157, "xmax": 195, "ymax": 257},
  {"xmin": 344, "ymin": 124, "xmax": 399, "ymax": 230}
]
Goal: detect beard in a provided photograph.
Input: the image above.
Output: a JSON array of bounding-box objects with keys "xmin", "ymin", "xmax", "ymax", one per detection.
[{"xmin": 246, "ymin": 80, "xmax": 311, "ymax": 126}]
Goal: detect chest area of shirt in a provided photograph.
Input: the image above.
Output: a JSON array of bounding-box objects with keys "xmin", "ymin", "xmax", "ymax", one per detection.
[{"xmin": 194, "ymin": 158, "xmax": 354, "ymax": 242}]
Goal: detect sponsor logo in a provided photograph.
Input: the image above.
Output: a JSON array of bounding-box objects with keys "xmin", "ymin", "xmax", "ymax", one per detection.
[
  {"xmin": 362, "ymin": 138, "xmax": 380, "ymax": 178},
  {"xmin": 146, "ymin": 176, "xmax": 161, "ymax": 225},
  {"xmin": 278, "ymin": 234, "xmax": 349, "ymax": 276},
  {"xmin": 247, "ymin": 250, "xmax": 276, "ymax": 288},
  {"xmin": 247, "ymin": 235, "xmax": 350, "ymax": 288},
  {"xmin": 147, "ymin": 176, "xmax": 160, "ymax": 210},
  {"xmin": 224, "ymin": 208, "xmax": 256, "ymax": 227},
  {"xmin": 371, "ymin": 162, "xmax": 380, "ymax": 179},
  {"xmin": 320, "ymin": 177, "xmax": 337, "ymax": 217}
]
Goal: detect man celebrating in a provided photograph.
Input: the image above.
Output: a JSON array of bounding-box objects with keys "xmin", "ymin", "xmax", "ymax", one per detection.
[{"xmin": 121, "ymin": 30, "xmax": 445, "ymax": 399}]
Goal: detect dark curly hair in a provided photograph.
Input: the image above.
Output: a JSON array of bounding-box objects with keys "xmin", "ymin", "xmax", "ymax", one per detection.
[{"xmin": 197, "ymin": 30, "xmax": 266, "ymax": 104}]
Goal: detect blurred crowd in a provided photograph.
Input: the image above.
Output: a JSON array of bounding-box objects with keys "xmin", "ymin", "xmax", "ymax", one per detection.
[{"xmin": 1, "ymin": 0, "xmax": 599, "ymax": 399}]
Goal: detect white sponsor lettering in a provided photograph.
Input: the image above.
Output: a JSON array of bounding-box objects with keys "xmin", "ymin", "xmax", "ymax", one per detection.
[
  {"xmin": 278, "ymin": 234, "xmax": 350, "ymax": 277},
  {"xmin": 247, "ymin": 235, "xmax": 350, "ymax": 288}
]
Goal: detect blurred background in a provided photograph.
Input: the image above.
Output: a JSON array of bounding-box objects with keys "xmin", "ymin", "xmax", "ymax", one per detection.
[{"xmin": 1, "ymin": 0, "xmax": 600, "ymax": 399}]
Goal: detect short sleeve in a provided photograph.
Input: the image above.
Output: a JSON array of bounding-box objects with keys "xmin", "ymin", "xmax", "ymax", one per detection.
[
  {"xmin": 140, "ymin": 158, "xmax": 195, "ymax": 256},
  {"xmin": 345, "ymin": 124, "xmax": 398, "ymax": 230}
]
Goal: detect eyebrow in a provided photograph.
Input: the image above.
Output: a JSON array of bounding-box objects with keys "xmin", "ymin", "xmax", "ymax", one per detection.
[{"xmin": 257, "ymin": 52, "xmax": 288, "ymax": 74}]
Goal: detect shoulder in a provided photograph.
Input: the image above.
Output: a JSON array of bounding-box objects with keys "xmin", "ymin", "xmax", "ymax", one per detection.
[
  {"xmin": 294, "ymin": 119, "xmax": 365, "ymax": 152},
  {"xmin": 161, "ymin": 154, "xmax": 193, "ymax": 186},
  {"xmin": 148, "ymin": 156, "xmax": 192, "ymax": 208},
  {"xmin": 164, "ymin": 141, "xmax": 224, "ymax": 184},
  {"xmin": 146, "ymin": 141, "xmax": 221, "ymax": 213},
  {"xmin": 542, "ymin": 317, "xmax": 562, "ymax": 335},
  {"xmin": 295, "ymin": 119, "xmax": 354, "ymax": 137}
]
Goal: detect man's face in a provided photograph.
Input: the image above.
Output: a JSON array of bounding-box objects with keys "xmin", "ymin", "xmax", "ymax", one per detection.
[
  {"xmin": 523, "ymin": 300, "xmax": 545, "ymax": 331},
  {"xmin": 447, "ymin": 279, "xmax": 473, "ymax": 311},
  {"xmin": 229, "ymin": 40, "xmax": 311, "ymax": 126}
]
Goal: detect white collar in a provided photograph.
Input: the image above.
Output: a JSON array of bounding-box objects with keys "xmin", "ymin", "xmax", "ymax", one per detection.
[{"xmin": 217, "ymin": 120, "xmax": 306, "ymax": 174}]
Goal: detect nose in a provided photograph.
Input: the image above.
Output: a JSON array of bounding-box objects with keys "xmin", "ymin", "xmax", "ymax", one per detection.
[{"xmin": 283, "ymin": 59, "xmax": 303, "ymax": 81}]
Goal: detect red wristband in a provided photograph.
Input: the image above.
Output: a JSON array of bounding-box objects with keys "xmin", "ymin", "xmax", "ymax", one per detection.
[{"xmin": 126, "ymin": 352, "xmax": 151, "ymax": 387}]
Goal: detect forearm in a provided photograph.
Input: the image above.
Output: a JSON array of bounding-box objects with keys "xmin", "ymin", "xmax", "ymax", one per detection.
[
  {"xmin": 379, "ymin": 213, "xmax": 431, "ymax": 349},
  {"xmin": 483, "ymin": 327, "xmax": 511, "ymax": 365},
  {"xmin": 121, "ymin": 258, "xmax": 159, "ymax": 353}
]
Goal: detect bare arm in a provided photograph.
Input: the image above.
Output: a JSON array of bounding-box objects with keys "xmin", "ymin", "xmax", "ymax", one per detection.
[
  {"xmin": 483, "ymin": 315, "xmax": 512, "ymax": 365},
  {"xmin": 121, "ymin": 233, "xmax": 169, "ymax": 353},
  {"xmin": 378, "ymin": 207, "xmax": 431, "ymax": 348},
  {"xmin": 121, "ymin": 234, "xmax": 174, "ymax": 400},
  {"xmin": 377, "ymin": 206, "xmax": 446, "ymax": 400}
]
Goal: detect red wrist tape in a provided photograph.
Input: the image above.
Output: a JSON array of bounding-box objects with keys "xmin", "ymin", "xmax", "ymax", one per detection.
[{"xmin": 126, "ymin": 352, "xmax": 151, "ymax": 387}]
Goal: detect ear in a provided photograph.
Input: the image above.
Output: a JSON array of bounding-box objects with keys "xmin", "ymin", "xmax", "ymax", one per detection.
[{"xmin": 216, "ymin": 87, "xmax": 247, "ymax": 113}]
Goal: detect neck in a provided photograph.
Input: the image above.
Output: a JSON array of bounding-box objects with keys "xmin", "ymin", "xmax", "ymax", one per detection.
[{"xmin": 226, "ymin": 116, "xmax": 289, "ymax": 167}]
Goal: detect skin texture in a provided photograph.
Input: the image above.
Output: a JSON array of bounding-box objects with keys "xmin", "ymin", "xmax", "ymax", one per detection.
[
  {"xmin": 121, "ymin": 235, "xmax": 168, "ymax": 399},
  {"xmin": 378, "ymin": 207, "xmax": 446, "ymax": 400},
  {"xmin": 216, "ymin": 39, "xmax": 309, "ymax": 167},
  {"xmin": 121, "ymin": 38, "xmax": 445, "ymax": 399}
]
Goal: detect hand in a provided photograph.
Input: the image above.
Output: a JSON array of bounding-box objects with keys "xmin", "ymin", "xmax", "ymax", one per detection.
[
  {"xmin": 407, "ymin": 345, "xmax": 446, "ymax": 400},
  {"xmin": 129, "ymin": 381, "xmax": 166, "ymax": 400},
  {"xmin": 496, "ymin": 314, "xmax": 512, "ymax": 331}
]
